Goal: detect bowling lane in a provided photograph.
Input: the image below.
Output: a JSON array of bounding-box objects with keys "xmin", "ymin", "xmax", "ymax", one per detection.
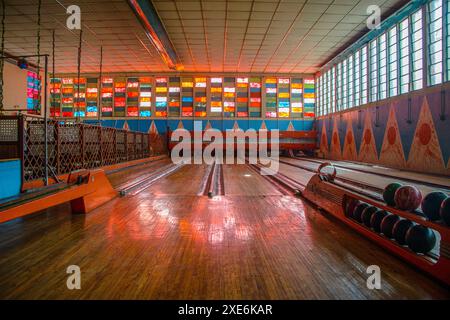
[
  {"xmin": 280, "ymin": 157, "xmax": 450, "ymax": 195},
  {"xmin": 107, "ymin": 157, "xmax": 173, "ymax": 188},
  {"xmin": 0, "ymin": 187, "xmax": 448, "ymax": 299},
  {"xmin": 222, "ymin": 163, "xmax": 285, "ymax": 196},
  {"xmin": 140, "ymin": 164, "xmax": 210, "ymax": 196}
]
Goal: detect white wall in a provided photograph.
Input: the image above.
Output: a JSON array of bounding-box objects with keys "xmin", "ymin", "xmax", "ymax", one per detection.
[
  {"xmin": 2, "ymin": 60, "xmax": 28, "ymax": 112},
  {"xmin": 1, "ymin": 60, "xmax": 48, "ymax": 116}
]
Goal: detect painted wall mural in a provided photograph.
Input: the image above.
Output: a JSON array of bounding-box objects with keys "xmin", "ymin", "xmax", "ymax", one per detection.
[{"xmin": 317, "ymin": 89, "xmax": 450, "ymax": 176}]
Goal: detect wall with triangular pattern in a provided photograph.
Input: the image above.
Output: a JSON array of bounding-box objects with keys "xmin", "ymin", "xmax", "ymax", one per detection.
[{"xmin": 317, "ymin": 88, "xmax": 450, "ymax": 176}]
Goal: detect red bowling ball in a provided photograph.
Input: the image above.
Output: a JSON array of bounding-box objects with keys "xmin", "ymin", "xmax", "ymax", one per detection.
[{"xmin": 394, "ymin": 185, "xmax": 422, "ymax": 211}]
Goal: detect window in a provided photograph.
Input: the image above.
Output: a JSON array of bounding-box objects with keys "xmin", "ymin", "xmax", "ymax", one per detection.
[
  {"xmin": 388, "ymin": 26, "xmax": 398, "ymax": 97},
  {"xmin": 336, "ymin": 63, "xmax": 342, "ymax": 111},
  {"xmin": 369, "ymin": 40, "xmax": 378, "ymax": 102},
  {"xmin": 318, "ymin": 75, "xmax": 323, "ymax": 116},
  {"xmin": 325, "ymin": 70, "xmax": 330, "ymax": 114},
  {"xmin": 361, "ymin": 45, "xmax": 368, "ymax": 104},
  {"xmin": 342, "ymin": 59, "xmax": 348, "ymax": 109},
  {"xmin": 428, "ymin": 0, "xmax": 443, "ymax": 85},
  {"xmin": 354, "ymin": 50, "xmax": 361, "ymax": 106},
  {"xmin": 447, "ymin": 0, "xmax": 450, "ymax": 80},
  {"xmin": 331, "ymin": 66, "xmax": 336, "ymax": 113},
  {"xmin": 399, "ymin": 18, "xmax": 410, "ymax": 93},
  {"xmin": 411, "ymin": 9, "xmax": 424, "ymax": 90},
  {"xmin": 348, "ymin": 55, "xmax": 354, "ymax": 109},
  {"xmin": 379, "ymin": 33, "xmax": 388, "ymax": 100}
]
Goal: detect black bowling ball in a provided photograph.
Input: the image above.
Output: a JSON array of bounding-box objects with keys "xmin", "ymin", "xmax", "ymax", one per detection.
[
  {"xmin": 370, "ymin": 210, "xmax": 389, "ymax": 233},
  {"xmin": 392, "ymin": 219, "xmax": 415, "ymax": 245},
  {"xmin": 345, "ymin": 198, "xmax": 362, "ymax": 218},
  {"xmin": 380, "ymin": 214, "xmax": 400, "ymax": 238},
  {"xmin": 361, "ymin": 206, "xmax": 380, "ymax": 228},
  {"xmin": 353, "ymin": 203, "xmax": 369, "ymax": 223},
  {"xmin": 406, "ymin": 225, "xmax": 437, "ymax": 254}
]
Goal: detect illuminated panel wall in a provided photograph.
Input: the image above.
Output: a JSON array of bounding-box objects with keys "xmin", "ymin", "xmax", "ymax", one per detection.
[
  {"xmin": 194, "ymin": 77, "xmax": 207, "ymax": 117},
  {"xmin": 291, "ymin": 78, "xmax": 303, "ymax": 118},
  {"xmin": 26, "ymin": 71, "xmax": 40, "ymax": 113},
  {"xmin": 303, "ymin": 78, "xmax": 315, "ymax": 118},
  {"xmin": 155, "ymin": 77, "xmax": 168, "ymax": 117},
  {"xmin": 236, "ymin": 77, "xmax": 248, "ymax": 117},
  {"xmin": 139, "ymin": 77, "xmax": 152, "ymax": 117},
  {"xmin": 278, "ymin": 78, "xmax": 290, "ymax": 117},
  {"xmin": 101, "ymin": 77, "xmax": 114, "ymax": 117},
  {"xmin": 61, "ymin": 78, "xmax": 74, "ymax": 117},
  {"xmin": 181, "ymin": 77, "xmax": 194, "ymax": 117},
  {"xmin": 249, "ymin": 77, "xmax": 261, "ymax": 117},
  {"xmin": 114, "ymin": 77, "xmax": 126, "ymax": 117},
  {"xmin": 265, "ymin": 77, "xmax": 277, "ymax": 118},
  {"xmin": 50, "ymin": 78, "xmax": 61, "ymax": 117},
  {"xmin": 50, "ymin": 75, "xmax": 314, "ymax": 119},
  {"xmin": 168, "ymin": 77, "xmax": 180, "ymax": 117},
  {"xmin": 86, "ymin": 78, "xmax": 98, "ymax": 117},
  {"xmin": 223, "ymin": 77, "xmax": 235, "ymax": 118},
  {"xmin": 73, "ymin": 78, "xmax": 86, "ymax": 117},
  {"xmin": 210, "ymin": 77, "xmax": 222, "ymax": 116},
  {"xmin": 126, "ymin": 77, "xmax": 139, "ymax": 117}
]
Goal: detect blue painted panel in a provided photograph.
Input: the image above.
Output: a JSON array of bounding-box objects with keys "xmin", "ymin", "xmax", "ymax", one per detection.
[
  {"xmin": 278, "ymin": 120, "xmax": 290, "ymax": 131},
  {"xmin": 209, "ymin": 120, "xmax": 223, "ymax": 131},
  {"xmin": 351, "ymin": 110, "xmax": 365, "ymax": 152},
  {"xmin": 372, "ymin": 105, "xmax": 389, "ymax": 156},
  {"xmin": 264, "ymin": 120, "xmax": 279, "ymax": 130},
  {"xmin": 138, "ymin": 120, "xmax": 152, "ymax": 133},
  {"xmin": 115, "ymin": 120, "xmax": 125, "ymax": 129},
  {"xmin": 154, "ymin": 120, "xmax": 168, "ymax": 134},
  {"xmin": 337, "ymin": 115, "xmax": 346, "ymax": 152},
  {"xmin": 100, "ymin": 120, "xmax": 116, "ymax": 128},
  {"xmin": 182, "ymin": 120, "xmax": 194, "ymax": 131},
  {"xmin": 167, "ymin": 120, "xmax": 180, "ymax": 131},
  {"xmin": 248, "ymin": 120, "xmax": 263, "ymax": 130},
  {"xmin": 237, "ymin": 120, "xmax": 249, "ymax": 131},
  {"xmin": 126, "ymin": 120, "xmax": 140, "ymax": 132},
  {"xmin": 0, "ymin": 159, "xmax": 21, "ymax": 200},
  {"xmin": 222, "ymin": 120, "xmax": 235, "ymax": 130},
  {"xmin": 396, "ymin": 96, "xmax": 421, "ymax": 159},
  {"xmin": 429, "ymin": 91, "xmax": 450, "ymax": 164}
]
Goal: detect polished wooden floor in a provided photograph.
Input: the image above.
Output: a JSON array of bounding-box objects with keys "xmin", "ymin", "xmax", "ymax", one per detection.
[{"xmin": 0, "ymin": 163, "xmax": 448, "ymax": 299}]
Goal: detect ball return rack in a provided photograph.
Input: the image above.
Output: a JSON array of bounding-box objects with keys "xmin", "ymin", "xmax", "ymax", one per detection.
[{"xmin": 301, "ymin": 163, "xmax": 450, "ymax": 287}]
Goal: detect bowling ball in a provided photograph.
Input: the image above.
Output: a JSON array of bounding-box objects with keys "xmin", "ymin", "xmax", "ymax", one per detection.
[
  {"xmin": 383, "ymin": 182, "xmax": 403, "ymax": 206},
  {"xmin": 406, "ymin": 225, "xmax": 437, "ymax": 254},
  {"xmin": 421, "ymin": 191, "xmax": 448, "ymax": 221},
  {"xmin": 361, "ymin": 206, "xmax": 380, "ymax": 228},
  {"xmin": 370, "ymin": 210, "xmax": 389, "ymax": 232},
  {"xmin": 345, "ymin": 198, "xmax": 362, "ymax": 218},
  {"xmin": 441, "ymin": 197, "xmax": 450, "ymax": 226},
  {"xmin": 394, "ymin": 185, "xmax": 422, "ymax": 211},
  {"xmin": 392, "ymin": 219, "xmax": 415, "ymax": 245},
  {"xmin": 380, "ymin": 214, "xmax": 400, "ymax": 238},
  {"xmin": 353, "ymin": 203, "xmax": 369, "ymax": 223}
]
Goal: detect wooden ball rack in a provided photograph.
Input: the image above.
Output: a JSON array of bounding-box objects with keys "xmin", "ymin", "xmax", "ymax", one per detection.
[{"xmin": 301, "ymin": 163, "xmax": 450, "ymax": 286}]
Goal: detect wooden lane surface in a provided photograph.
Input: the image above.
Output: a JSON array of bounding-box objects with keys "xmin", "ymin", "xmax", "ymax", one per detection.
[
  {"xmin": 222, "ymin": 164, "xmax": 284, "ymax": 196},
  {"xmin": 0, "ymin": 164, "xmax": 449, "ymax": 299},
  {"xmin": 142, "ymin": 164, "xmax": 210, "ymax": 196},
  {"xmin": 107, "ymin": 157, "xmax": 173, "ymax": 188}
]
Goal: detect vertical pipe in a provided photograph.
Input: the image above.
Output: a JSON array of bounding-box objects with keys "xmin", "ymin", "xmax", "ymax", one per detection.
[
  {"xmin": 98, "ymin": 46, "xmax": 102, "ymax": 123},
  {"xmin": 44, "ymin": 55, "xmax": 49, "ymax": 185},
  {"xmin": 52, "ymin": 29, "xmax": 56, "ymax": 117},
  {"xmin": 76, "ymin": 29, "xmax": 83, "ymax": 122}
]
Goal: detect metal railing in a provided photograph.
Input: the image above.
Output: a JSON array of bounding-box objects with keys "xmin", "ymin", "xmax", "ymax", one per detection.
[{"xmin": 0, "ymin": 115, "xmax": 152, "ymax": 185}]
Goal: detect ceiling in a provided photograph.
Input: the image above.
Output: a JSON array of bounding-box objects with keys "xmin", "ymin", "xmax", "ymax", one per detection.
[{"xmin": 2, "ymin": 0, "xmax": 406, "ymax": 74}]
